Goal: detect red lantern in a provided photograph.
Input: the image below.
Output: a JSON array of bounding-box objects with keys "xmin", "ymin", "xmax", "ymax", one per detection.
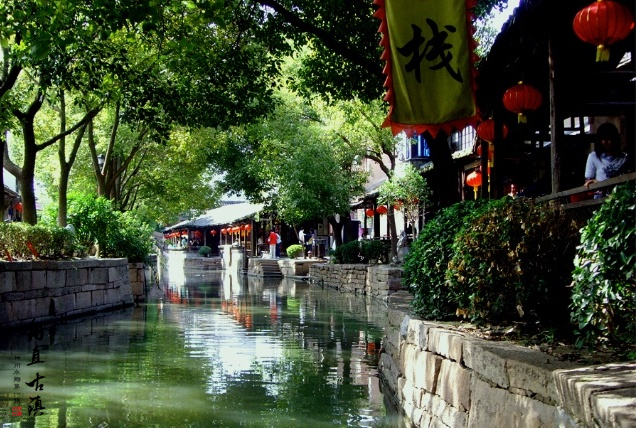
[
  {"xmin": 476, "ymin": 119, "xmax": 508, "ymax": 143},
  {"xmin": 211, "ymin": 229, "xmax": 217, "ymax": 236},
  {"xmin": 503, "ymin": 81, "xmax": 542, "ymax": 123},
  {"xmin": 376, "ymin": 205, "xmax": 388, "ymax": 215},
  {"xmin": 221, "ymin": 228, "xmax": 226, "ymax": 234},
  {"xmin": 244, "ymin": 224, "xmax": 251, "ymax": 232},
  {"xmin": 573, "ymin": 0, "xmax": 634, "ymax": 62},
  {"xmin": 466, "ymin": 170, "xmax": 482, "ymax": 199},
  {"xmin": 365, "ymin": 208, "xmax": 375, "ymax": 217},
  {"xmin": 194, "ymin": 230, "xmax": 202, "ymax": 238}
]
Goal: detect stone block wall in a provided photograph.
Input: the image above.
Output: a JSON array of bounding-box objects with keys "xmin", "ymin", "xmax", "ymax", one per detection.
[
  {"xmin": 381, "ymin": 291, "xmax": 636, "ymax": 428},
  {"xmin": 0, "ymin": 258, "xmax": 134, "ymax": 328},
  {"xmin": 309, "ymin": 263, "xmax": 404, "ymax": 300}
]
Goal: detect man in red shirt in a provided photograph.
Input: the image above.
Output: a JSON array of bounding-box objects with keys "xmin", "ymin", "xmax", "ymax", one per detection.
[{"xmin": 268, "ymin": 229, "xmax": 278, "ymax": 258}]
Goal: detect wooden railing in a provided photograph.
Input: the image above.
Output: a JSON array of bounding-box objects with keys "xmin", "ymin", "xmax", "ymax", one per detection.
[{"xmin": 537, "ymin": 172, "xmax": 636, "ymax": 210}]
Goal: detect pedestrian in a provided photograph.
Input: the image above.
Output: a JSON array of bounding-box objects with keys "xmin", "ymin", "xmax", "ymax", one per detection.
[
  {"xmin": 276, "ymin": 230, "xmax": 282, "ymax": 258},
  {"xmin": 298, "ymin": 227, "xmax": 306, "ymax": 258},
  {"xmin": 268, "ymin": 229, "xmax": 278, "ymax": 258},
  {"xmin": 584, "ymin": 122, "xmax": 630, "ymax": 192},
  {"xmin": 304, "ymin": 229, "xmax": 314, "ymax": 258}
]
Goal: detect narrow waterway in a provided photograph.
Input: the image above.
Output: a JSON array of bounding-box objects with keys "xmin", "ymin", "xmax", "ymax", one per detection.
[{"xmin": 0, "ymin": 266, "xmax": 398, "ymax": 427}]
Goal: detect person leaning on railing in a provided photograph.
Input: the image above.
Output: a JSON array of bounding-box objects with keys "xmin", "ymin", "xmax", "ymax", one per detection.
[{"xmin": 584, "ymin": 123, "xmax": 631, "ymax": 195}]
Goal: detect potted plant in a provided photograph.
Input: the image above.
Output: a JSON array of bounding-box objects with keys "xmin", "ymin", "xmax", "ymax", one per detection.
[{"xmin": 198, "ymin": 246, "xmax": 212, "ymax": 257}]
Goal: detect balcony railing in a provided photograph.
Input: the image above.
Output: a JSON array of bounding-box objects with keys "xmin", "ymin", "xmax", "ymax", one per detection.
[{"xmin": 537, "ymin": 172, "xmax": 636, "ymax": 210}]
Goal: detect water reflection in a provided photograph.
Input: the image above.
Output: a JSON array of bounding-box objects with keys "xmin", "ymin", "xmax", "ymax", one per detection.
[{"xmin": 0, "ymin": 268, "xmax": 395, "ymax": 427}]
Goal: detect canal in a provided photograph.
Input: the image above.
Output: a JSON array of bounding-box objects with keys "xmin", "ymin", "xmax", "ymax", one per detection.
[{"xmin": 1, "ymin": 266, "xmax": 398, "ymax": 427}]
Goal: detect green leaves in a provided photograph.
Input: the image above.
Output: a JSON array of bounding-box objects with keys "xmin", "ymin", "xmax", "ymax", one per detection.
[{"xmin": 570, "ymin": 182, "xmax": 636, "ymax": 348}]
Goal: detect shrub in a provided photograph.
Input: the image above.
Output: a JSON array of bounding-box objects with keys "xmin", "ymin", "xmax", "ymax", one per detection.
[
  {"xmin": 99, "ymin": 211, "xmax": 154, "ymax": 263},
  {"xmin": 446, "ymin": 197, "xmax": 579, "ymax": 328},
  {"xmin": 64, "ymin": 193, "xmax": 153, "ymax": 263},
  {"xmin": 0, "ymin": 223, "xmax": 76, "ymax": 260},
  {"xmin": 403, "ymin": 199, "xmax": 488, "ymax": 319},
  {"xmin": 198, "ymin": 246, "xmax": 212, "ymax": 256},
  {"xmin": 570, "ymin": 182, "xmax": 636, "ymax": 347},
  {"xmin": 361, "ymin": 239, "xmax": 390, "ymax": 264},
  {"xmin": 331, "ymin": 241, "xmax": 363, "ymax": 264},
  {"xmin": 286, "ymin": 244, "xmax": 303, "ymax": 258},
  {"xmin": 331, "ymin": 240, "xmax": 390, "ymax": 264}
]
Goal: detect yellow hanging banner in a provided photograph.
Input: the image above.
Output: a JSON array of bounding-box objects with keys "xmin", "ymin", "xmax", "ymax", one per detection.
[{"xmin": 374, "ymin": 0, "xmax": 480, "ymax": 137}]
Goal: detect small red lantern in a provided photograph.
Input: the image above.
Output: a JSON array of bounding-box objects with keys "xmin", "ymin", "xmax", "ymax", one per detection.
[
  {"xmin": 376, "ymin": 205, "xmax": 388, "ymax": 215},
  {"xmin": 503, "ymin": 81, "xmax": 542, "ymax": 123},
  {"xmin": 476, "ymin": 119, "xmax": 508, "ymax": 143},
  {"xmin": 466, "ymin": 170, "xmax": 482, "ymax": 199},
  {"xmin": 211, "ymin": 229, "xmax": 217, "ymax": 236},
  {"xmin": 365, "ymin": 208, "xmax": 375, "ymax": 217},
  {"xmin": 244, "ymin": 224, "xmax": 251, "ymax": 232},
  {"xmin": 194, "ymin": 230, "xmax": 202, "ymax": 238},
  {"xmin": 573, "ymin": 0, "xmax": 634, "ymax": 62},
  {"xmin": 221, "ymin": 228, "xmax": 226, "ymax": 234}
]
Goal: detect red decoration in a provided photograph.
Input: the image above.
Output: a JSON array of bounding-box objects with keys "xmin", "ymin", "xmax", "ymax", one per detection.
[
  {"xmin": 466, "ymin": 170, "xmax": 482, "ymax": 199},
  {"xmin": 376, "ymin": 205, "xmax": 388, "ymax": 215},
  {"xmin": 365, "ymin": 208, "xmax": 375, "ymax": 217},
  {"xmin": 502, "ymin": 81, "xmax": 542, "ymax": 123},
  {"xmin": 244, "ymin": 224, "xmax": 251, "ymax": 231},
  {"xmin": 211, "ymin": 230, "xmax": 217, "ymax": 236},
  {"xmin": 221, "ymin": 228, "xmax": 226, "ymax": 234},
  {"xmin": 194, "ymin": 230, "xmax": 202, "ymax": 238},
  {"xmin": 476, "ymin": 119, "xmax": 508, "ymax": 143},
  {"xmin": 573, "ymin": 0, "xmax": 634, "ymax": 62}
]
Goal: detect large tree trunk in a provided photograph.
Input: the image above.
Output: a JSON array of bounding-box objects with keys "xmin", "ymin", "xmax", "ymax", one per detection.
[
  {"xmin": 19, "ymin": 125, "xmax": 38, "ymax": 225},
  {"xmin": 427, "ymin": 131, "xmax": 461, "ymax": 209},
  {"xmin": 328, "ymin": 215, "xmax": 346, "ymax": 247},
  {"xmin": 387, "ymin": 205, "xmax": 398, "ymax": 262}
]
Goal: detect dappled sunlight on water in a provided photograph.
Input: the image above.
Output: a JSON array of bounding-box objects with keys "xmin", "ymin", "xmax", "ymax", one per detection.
[{"xmin": 0, "ymin": 267, "xmax": 399, "ymax": 427}]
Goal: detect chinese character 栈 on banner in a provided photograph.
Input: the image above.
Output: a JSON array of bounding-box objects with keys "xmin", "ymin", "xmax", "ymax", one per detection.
[{"xmin": 374, "ymin": 0, "xmax": 481, "ymax": 137}]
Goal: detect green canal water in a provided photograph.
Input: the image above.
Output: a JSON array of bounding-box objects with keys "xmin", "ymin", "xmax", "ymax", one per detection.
[{"xmin": 0, "ymin": 268, "xmax": 398, "ymax": 427}]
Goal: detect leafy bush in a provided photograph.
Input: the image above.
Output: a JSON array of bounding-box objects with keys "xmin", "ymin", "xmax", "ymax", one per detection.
[
  {"xmin": 66, "ymin": 193, "xmax": 118, "ymax": 254},
  {"xmin": 198, "ymin": 246, "xmax": 212, "ymax": 256},
  {"xmin": 446, "ymin": 197, "xmax": 579, "ymax": 328},
  {"xmin": 570, "ymin": 182, "xmax": 636, "ymax": 347},
  {"xmin": 331, "ymin": 240, "xmax": 390, "ymax": 264},
  {"xmin": 64, "ymin": 193, "xmax": 153, "ymax": 263},
  {"xmin": 286, "ymin": 244, "xmax": 303, "ymax": 258},
  {"xmin": 331, "ymin": 241, "xmax": 363, "ymax": 264},
  {"xmin": 0, "ymin": 223, "xmax": 76, "ymax": 260},
  {"xmin": 404, "ymin": 199, "xmax": 488, "ymax": 319},
  {"xmin": 100, "ymin": 211, "xmax": 154, "ymax": 263},
  {"xmin": 361, "ymin": 239, "xmax": 390, "ymax": 263}
]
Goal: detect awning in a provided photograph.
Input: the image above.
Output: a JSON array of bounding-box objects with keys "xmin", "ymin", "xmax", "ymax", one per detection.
[{"xmin": 164, "ymin": 202, "xmax": 264, "ymax": 231}]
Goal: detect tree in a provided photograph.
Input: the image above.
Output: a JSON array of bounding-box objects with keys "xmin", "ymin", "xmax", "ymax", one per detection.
[
  {"xmin": 378, "ymin": 163, "xmax": 431, "ymax": 240},
  {"xmin": 0, "ymin": 0, "xmax": 141, "ymax": 223},
  {"xmin": 244, "ymin": 0, "xmax": 510, "ymax": 208},
  {"xmin": 210, "ymin": 72, "xmax": 367, "ymax": 244}
]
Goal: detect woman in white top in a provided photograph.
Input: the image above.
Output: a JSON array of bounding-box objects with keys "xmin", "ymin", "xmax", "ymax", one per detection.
[{"xmin": 584, "ymin": 123, "xmax": 630, "ymax": 189}]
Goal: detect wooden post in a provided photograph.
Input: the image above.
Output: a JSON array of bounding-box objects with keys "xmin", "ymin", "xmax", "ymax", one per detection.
[{"xmin": 549, "ymin": 37, "xmax": 563, "ymax": 194}]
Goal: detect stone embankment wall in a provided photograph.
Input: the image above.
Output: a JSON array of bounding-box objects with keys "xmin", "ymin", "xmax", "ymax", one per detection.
[
  {"xmin": 184, "ymin": 257, "xmax": 222, "ymax": 270},
  {"xmin": 381, "ymin": 291, "xmax": 636, "ymax": 428},
  {"xmin": 309, "ymin": 264, "xmax": 404, "ymax": 300},
  {"xmin": 0, "ymin": 258, "xmax": 135, "ymax": 328}
]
